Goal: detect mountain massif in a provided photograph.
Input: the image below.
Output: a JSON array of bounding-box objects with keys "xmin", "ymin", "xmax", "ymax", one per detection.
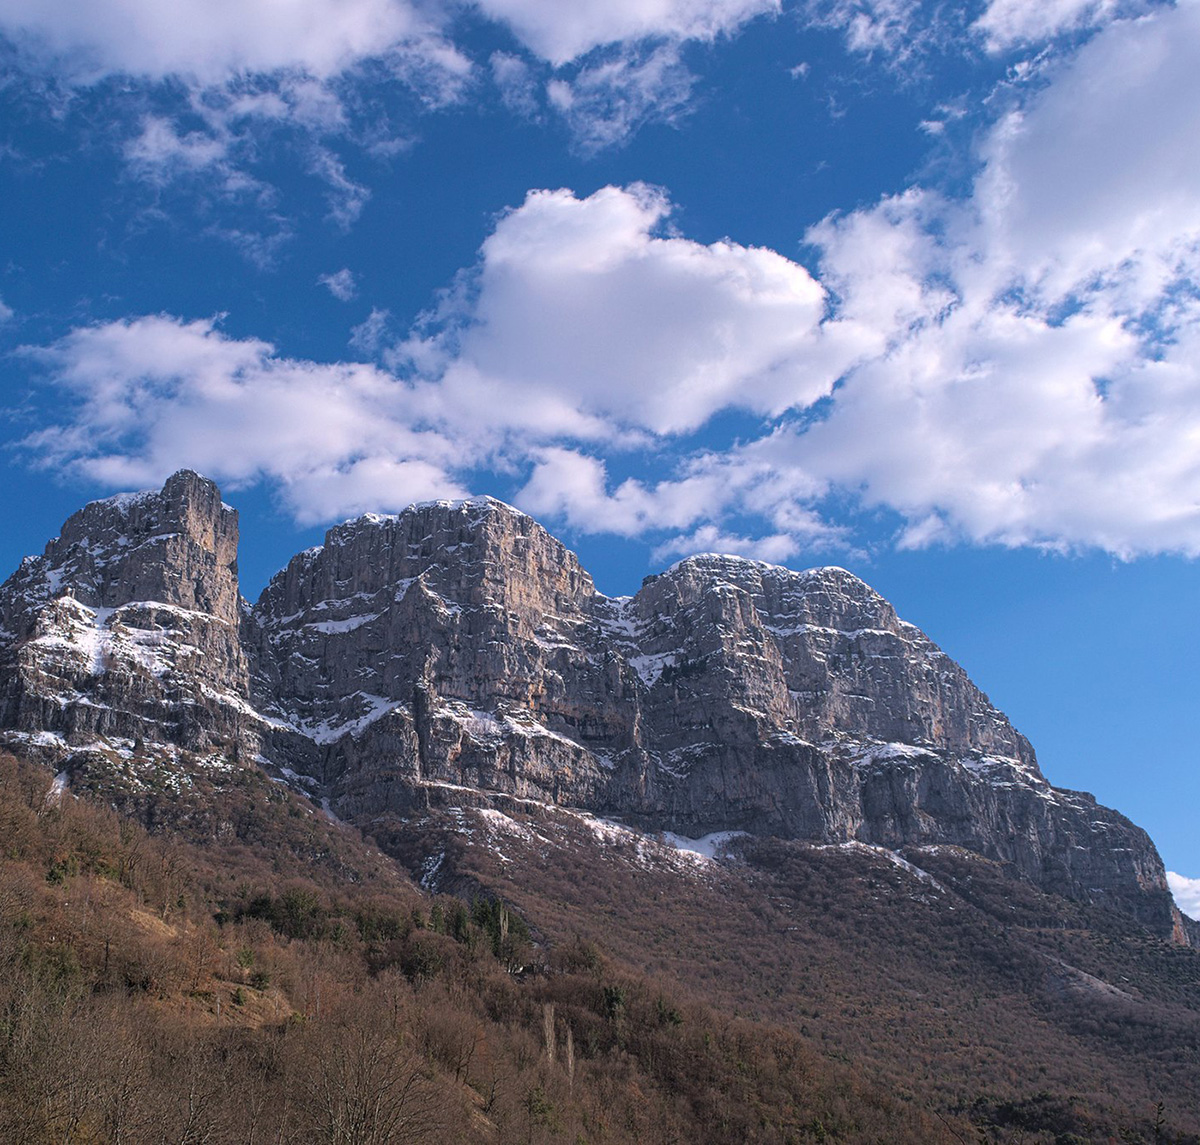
[
  {"xmin": 0, "ymin": 470, "xmax": 1187, "ymax": 941},
  {"xmin": 3, "ymin": 470, "xmax": 1200, "ymax": 1143}
]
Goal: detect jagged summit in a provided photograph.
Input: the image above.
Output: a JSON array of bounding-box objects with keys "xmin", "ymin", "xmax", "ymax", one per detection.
[
  {"xmin": 0, "ymin": 470, "xmax": 252, "ymax": 790},
  {"xmin": 0, "ymin": 470, "xmax": 1186, "ymax": 940},
  {"xmin": 6, "ymin": 469, "xmax": 237, "ymax": 620}
]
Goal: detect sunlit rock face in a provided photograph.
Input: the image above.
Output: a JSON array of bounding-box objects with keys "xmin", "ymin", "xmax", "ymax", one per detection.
[
  {"xmin": 248, "ymin": 497, "xmax": 1174, "ymax": 936},
  {"xmin": 0, "ymin": 470, "xmax": 260, "ymax": 788},
  {"xmin": 0, "ymin": 473, "xmax": 1180, "ymax": 938}
]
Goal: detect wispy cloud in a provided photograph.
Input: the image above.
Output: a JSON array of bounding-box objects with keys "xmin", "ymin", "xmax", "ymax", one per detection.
[
  {"xmin": 318, "ymin": 268, "xmax": 359, "ymax": 301},
  {"xmin": 470, "ymin": 0, "xmax": 781, "ymax": 68}
]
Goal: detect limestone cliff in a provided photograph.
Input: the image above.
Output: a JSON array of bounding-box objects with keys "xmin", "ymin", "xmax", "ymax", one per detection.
[
  {"xmin": 0, "ymin": 471, "xmax": 261, "ymax": 791},
  {"xmin": 0, "ymin": 475, "xmax": 1181, "ymax": 938},
  {"xmin": 248, "ymin": 498, "xmax": 1176, "ymax": 936}
]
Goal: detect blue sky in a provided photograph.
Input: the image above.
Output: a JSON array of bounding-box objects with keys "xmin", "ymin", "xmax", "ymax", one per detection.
[{"xmin": 1, "ymin": 0, "xmax": 1198, "ymax": 905}]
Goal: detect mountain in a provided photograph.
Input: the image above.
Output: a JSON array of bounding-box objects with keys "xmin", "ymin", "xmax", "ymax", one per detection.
[
  {"xmin": 4, "ymin": 471, "xmax": 1200, "ymax": 1142},
  {"xmin": 0, "ymin": 470, "xmax": 1189, "ymax": 943}
]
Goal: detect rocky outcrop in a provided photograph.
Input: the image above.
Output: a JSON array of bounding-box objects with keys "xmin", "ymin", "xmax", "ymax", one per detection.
[
  {"xmin": 0, "ymin": 474, "xmax": 1182, "ymax": 938},
  {"xmin": 0, "ymin": 471, "xmax": 262, "ymax": 787},
  {"xmin": 247, "ymin": 498, "xmax": 1177, "ymax": 936}
]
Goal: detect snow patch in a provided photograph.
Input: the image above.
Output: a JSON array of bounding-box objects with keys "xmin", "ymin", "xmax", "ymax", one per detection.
[
  {"xmin": 320, "ymin": 797, "xmax": 342, "ymax": 825},
  {"xmin": 659, "ymin": 830, "xmax": 747, "ymax": 863},
  {"xmin": 627, "ymin": 650, "xmax": 680, "ymax": 687},
  {"xmin": 97, "ymin": 489, "xmax": 157, "ymax": 512},
  {"xmin": 293, "ymin": 693, "xmax": 397, "ymax": 744},
  {"xmin": 419, "ymin": 850, "xmax": 445, "ymax": 890},
  {"xmin": 305, "ymin": 612, "xmax": 381, "ymax": 634},
  {"xmin": 48, "ymin": 769, "xmax": 70, "ymax": 803},
  {"xmin": 825, "ymin": 841, "xmax": 946, "ymax": 892}
]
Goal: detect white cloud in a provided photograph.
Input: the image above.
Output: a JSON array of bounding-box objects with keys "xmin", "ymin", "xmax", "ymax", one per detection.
[
  {"xmin": 545, "ymin": 44, "xmax": 696, "ymax": 153},
  {"xmin": 471, "ymin": 0, "xmax": 780, "ymax": 67},
  {"xmin": 409, "ymin": 184, "xmax": 847, "ymax": 437},
  {"xmin": 973, "ymin": 0, "xmax": 1124, "ymax": 50},
  {"xmin": 307, "ymin": 145, "xmax": 371, "ymax": 231},
  {"xmin": 0, "ymin": 297, "xmax": 13, "ymax": 323},
  {"xmin": 475, "ymin": 0, "xmax": 780, "ymax": 150},
  {"xmin": 973, "ymin": 3, "xmax": 1200, "ymax": 303},
  {"xmin": 124, "ymin": 116, "xmax": 231, "ymax": 182},
  {"xmin": 651, "ymin": 526, "xmax": 801, "ymax": 564},
  {"xmin": 319, "ymin": 269, "xmax": 358, "ymax": 302},
  {"xmin": 0, "ymin": 0, "xmax": 454, "ymax": 85},
  {"xmin": 517, "ymin": 448, "xmax": 723, "ymax": 536},
  {"xmin": 777, "ymin": 0, "xmax": 1200, "ymax": 554},
  {"xmin": 0, "ymin": 0, "xmax": 790, "ymax": 176},
  {"xmin": 812, "ymin": 0, "xmax": 926, "ymax": 57},
  {"xmin": 490, "ymin": 52, "xmax": 541, "ymax": 118},
  {"xmin": 350, "ymin": 308, "xmax": 394, "ymax": 356},
  {"xmin": 499, "ymin": 5, "xmax": 1200, "ymax": 557},
  {"xmin": 22, "ymin": 0, "xmax": 1200, "ymax": 565},
  {"xmin": 19, "ymin": 183, "xmax": 854, "ymax": 539},
  {"xmin": 0, "ymin": 0, "xmax": 469, "ymax": 228},
  {"xmin": 810, "ymin": 0, "xmax": 1154, "ymax": 62},
  {"xmin": 1168, "ymin": 872, "xmax": 1200, "ymax": 921},
  {"xmin": 21, "ymin": 316, "xmax": 464, "ymax": 524}
]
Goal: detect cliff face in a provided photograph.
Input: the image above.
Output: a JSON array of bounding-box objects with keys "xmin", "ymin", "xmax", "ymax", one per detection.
[
  {"xmin": 0, "ymin": 474, "xmax": 1182, "ymax": 938},
  {"xmin": 0, "ymin": 471, "xmax": 261, "ymax": 789}
]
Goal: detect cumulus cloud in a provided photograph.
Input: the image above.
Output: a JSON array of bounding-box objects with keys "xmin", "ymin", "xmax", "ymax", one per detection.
[
  {"xmin": 21, "ymin": 184, "xmax": 854, "ymax": 537},
  {"xmin": 777, "ymin": 0, "xmax": 1200, "ymax": 553},
  {"xmin": 973, "ymin": 3, "xmax": 1200, "ymax": 302},
  {"xmin": 1168, "ymin": 872, "xmax": 1200, "ymax": 921},
  {"xmin": 405, "ymin": 183, "xmax": 848, "ymax": 437},
  {"xmin": 20, "ymin": 316, "xmax": 464, "ymax": 524},
  {"xmin": 517, "ymin": 448, "xmax": 726, "ymax": 537},
  {"xmin": 20, "ymin": 0, "xmax": 1200, "ymax": 564}
]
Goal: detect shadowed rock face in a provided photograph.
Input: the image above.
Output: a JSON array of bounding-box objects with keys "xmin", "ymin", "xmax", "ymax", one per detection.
[{"xmin": 0, "ymin": 473, "xmax": 1183, "ymax": 938}]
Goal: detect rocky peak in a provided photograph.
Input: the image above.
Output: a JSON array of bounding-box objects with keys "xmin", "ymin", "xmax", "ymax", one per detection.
[
  {"xmin": 630, "ymin": 554, "xmax": 1033, "ymax": 765},
  {"xmin": 2, "ymin": 469, "xmax": 240, "ymax": 632},
  {"xmin": 0, "ymin": 471, "xmax": 257, "ymax": 784},
  {"xmin": 0, "ymin": 482, "xmax": 1185, "ymax": 941},
  {"xmin": 256, "ymin": 496, "xmax": 595, "ymax": 628}
]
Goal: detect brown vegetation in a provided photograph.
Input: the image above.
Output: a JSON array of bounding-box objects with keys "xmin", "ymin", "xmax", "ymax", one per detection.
[
  {"xmin": 0, "ymin": 753, "xmax": 970, "ymax": 1144},
  {"xmin": 385, "ymin": 799, "xmax": 1200, "ymax": 1144}
]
